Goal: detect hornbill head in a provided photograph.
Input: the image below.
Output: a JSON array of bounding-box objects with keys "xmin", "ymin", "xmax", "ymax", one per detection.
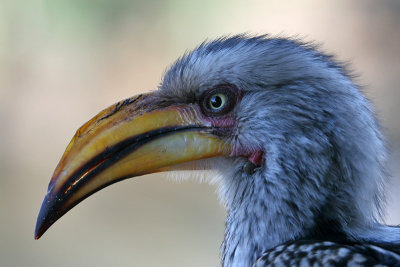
[{"xmin": 35, "ymin": 35, "xmax": 396, "ymax": 266}]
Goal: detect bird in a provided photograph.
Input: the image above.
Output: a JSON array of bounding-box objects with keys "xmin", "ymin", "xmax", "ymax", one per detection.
[{"xmin": 35, "ymin": 35, "xmax": 400, "ymax": 266}]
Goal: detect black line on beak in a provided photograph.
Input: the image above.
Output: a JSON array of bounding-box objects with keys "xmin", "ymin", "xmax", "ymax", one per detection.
[{"xmin": 35, "ymin": 125, "xmax": 206, "ymax": 239}]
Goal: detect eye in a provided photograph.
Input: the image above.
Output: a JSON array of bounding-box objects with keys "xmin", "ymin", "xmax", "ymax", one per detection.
[
  {"xmin": 209, "ymin": 93, "xmax": 227, "ymax": 110},
  {"xmin": 200, "ymin": 84, "xmax": 238, "ymax": 116}
]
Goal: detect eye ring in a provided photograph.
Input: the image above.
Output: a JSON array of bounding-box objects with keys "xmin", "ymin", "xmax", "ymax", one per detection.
[{"xmin": 200, "ymin": 84, "xmax": 238, "ymax": 116}]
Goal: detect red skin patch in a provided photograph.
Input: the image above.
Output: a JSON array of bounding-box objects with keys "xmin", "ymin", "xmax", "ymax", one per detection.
[
  {"xmin": 231, "ymin": 143, "xmax": 265, "ymax": 167},
  {"xmin": 248, "ymin": 150, "xmax": 264, "ymax": 166}
]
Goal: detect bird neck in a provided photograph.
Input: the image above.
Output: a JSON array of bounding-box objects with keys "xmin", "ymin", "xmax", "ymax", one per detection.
[
  {"xmin": 219, "ymin": 149, "xmax": 400, "ymax": 267},
  {"xmin": 219, "ymin": 143, "xmax": 356, "ymax": 267},
  {"xmin": 221, "ymin": 162, "xmax": 318, "ymax": 267}
]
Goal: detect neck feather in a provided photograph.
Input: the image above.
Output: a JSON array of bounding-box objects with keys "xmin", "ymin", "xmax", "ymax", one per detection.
[
  {"xmin": 219, "ymin": 142, "xmax": 390, "ymax": 267},
  {"xmin": 220, "ymin": 158, "xmax": 323, "ymax": 267}
]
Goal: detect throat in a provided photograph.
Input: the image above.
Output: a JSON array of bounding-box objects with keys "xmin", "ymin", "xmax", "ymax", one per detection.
[{"xmin": 220, "ymin": 166, "xmax": 315, "ymax": 267}]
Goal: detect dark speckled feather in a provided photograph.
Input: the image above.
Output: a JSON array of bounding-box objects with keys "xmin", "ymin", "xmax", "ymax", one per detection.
[{"xmin": 253, "ymin": 240, "xmax": 400, "ymax": 266}]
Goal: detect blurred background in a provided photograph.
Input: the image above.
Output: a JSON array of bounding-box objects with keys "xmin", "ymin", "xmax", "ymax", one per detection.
[{"xmin": 1, "ymin": 0, "xmax": 399, "ymax": 266}]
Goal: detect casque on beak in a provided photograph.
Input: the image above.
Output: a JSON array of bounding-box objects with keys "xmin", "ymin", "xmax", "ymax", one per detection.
[{"xmin": 35, "ymin": 92, "xmax": 231, "ymax": 239}]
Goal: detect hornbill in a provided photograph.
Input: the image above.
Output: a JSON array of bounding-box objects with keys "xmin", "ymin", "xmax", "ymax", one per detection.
[{"xmin": 35, "ymin": 36, "xmax": 400, "ymax": 266}]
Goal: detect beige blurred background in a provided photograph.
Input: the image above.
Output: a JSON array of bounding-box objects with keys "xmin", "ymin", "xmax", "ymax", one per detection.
[{"xmin": 1, "ymin": 0, "xmax": 399, "ymax": 266}]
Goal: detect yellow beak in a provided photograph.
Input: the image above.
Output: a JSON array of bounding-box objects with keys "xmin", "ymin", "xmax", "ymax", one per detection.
[{"xmin": 35, "ymin": 92, "xmax": 231, "ymax": 239}]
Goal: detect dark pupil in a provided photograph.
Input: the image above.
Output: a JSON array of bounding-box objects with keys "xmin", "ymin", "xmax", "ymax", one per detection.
[{"xmin": 210, "ymin": 95, "xmax": 222, "ymax": 108}]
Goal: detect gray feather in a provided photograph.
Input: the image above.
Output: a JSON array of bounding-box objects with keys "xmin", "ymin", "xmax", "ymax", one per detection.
[{"xmin": 159, "ymin": 35, "xmax": 400, "ymax": 266}]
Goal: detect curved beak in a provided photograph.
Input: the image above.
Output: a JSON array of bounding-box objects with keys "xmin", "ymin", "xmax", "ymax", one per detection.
[{"xmin": 35, "ymin": 92, "xmax": 231, "ymax": 239}]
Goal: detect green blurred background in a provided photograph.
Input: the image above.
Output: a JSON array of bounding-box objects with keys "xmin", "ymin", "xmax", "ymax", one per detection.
[{"xmin": 1, "ymin": 0, "xmax": 399, "ymax": 266}]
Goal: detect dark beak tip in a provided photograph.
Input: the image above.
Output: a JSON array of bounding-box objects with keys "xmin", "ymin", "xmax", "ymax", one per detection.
[
  {"xmin": 34, "ymin": 206, "xmax": 49, "ymax": 240},
  {"xmin": 34, "ymin": 193, "xmax": 57, "ymax": 240},
  {"xmin": 34, "ymin": 215, "xmax": 48, "ymax": 240},
  {"xmin": 34, "ymin": 232, "xmax": 42, "ymax": 240}
]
